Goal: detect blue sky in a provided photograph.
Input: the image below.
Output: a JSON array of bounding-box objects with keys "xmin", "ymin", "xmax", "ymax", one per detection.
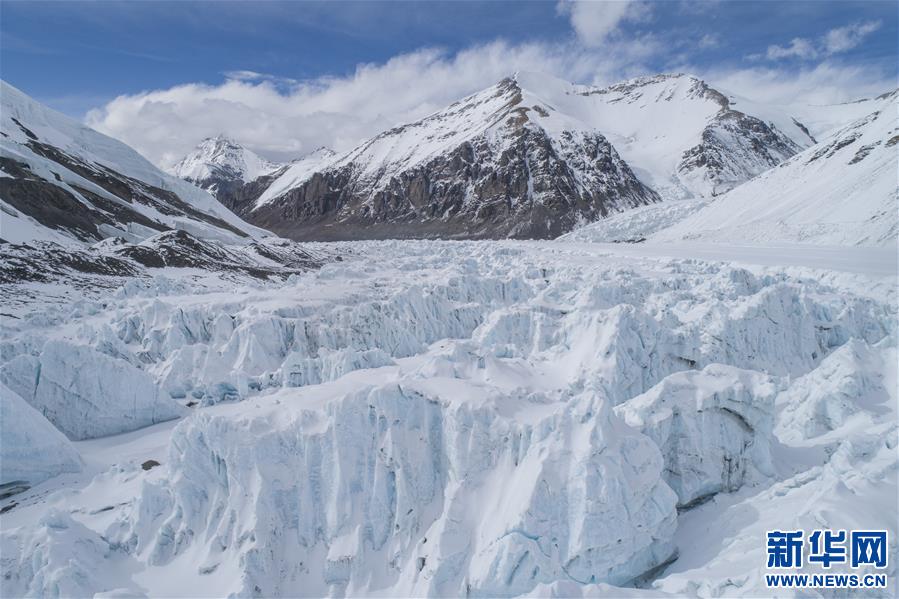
[
  {"xmin": 3, "ymin": 1, "xmax": 895, "ymax": 166},
  {"xmin": 3, "ymin": 1, "xmax": 895, "ymax": 116}
]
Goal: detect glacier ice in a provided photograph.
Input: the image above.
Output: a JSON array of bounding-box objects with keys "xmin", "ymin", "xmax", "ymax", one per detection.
[
  {"xmin": 0, "ymin": 382, "xmax": 82, "ymax": 488},
  {"xmin": 0, "ymin": 239, "xmax": 894, "ymax": 597},
  {"xmin": 0, "ymin": 339, "xmax": 185, "ymax": 440},
  {"xmin": 776, "ymin": 338, "xmax": 893, "ymax": 442},
  {"xmin": 116, "ymin": 383, "xmax": 677, "ymax": 597},
  {"xmin": 0, "ymin": 510, "xmax": 141, "ymax": 598},
  {"xmin": 615, "ymin": 365, "xmax": 779, "ymax": 507}
]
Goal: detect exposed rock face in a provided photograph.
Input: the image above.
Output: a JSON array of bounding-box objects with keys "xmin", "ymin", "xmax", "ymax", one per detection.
[
  {"xmin": 655, "ymin": 90, "xmax": 899, "ymax": 246},
  {"xmin": 677, "ymin": 108, "xmax": 802, "ymax": 196},
  {"xmin": 222, "ymin": 73, "xmax": 812, "ymax": 240},
  {"xmin": 0, "ymin": 81, "xmax": 260, "ymax": 246},
  {"xmin": 580, "ymin": 73, "xmax": 809, "ymax": 198},
  {"xmin": 229, "ymin": 76, "xmax": 660, "ymax": 241},
  {"xmin": 0, "ymin": 230, "xmax": 331, "ymax": 293}
]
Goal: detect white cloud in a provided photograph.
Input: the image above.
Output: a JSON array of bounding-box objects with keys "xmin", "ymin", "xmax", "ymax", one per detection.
[
  {"xmin": 766, "ymin": 37, "xmax": 818, "ymax": 60},
  {"xmin": 556, "ymin": 0, "xmax": 651, "ymax": 47},
  {"xmin": 823, "ymin": 20, "xmax": 882, "ymax": 54},
  {"xmin": 699, "ymin": 62, "xmax": 892, "ymax": 107},
  {"xmin": 84, "ymin": 12, "xmax": 890, "ymax": 170},
  {"xmin": 762, "ymin": 20, "xmax": 882, "ymax": 62},
  {"xmin": 86, "ymin": 40, "xmax": 653, "ymax": 167},
  {"xmin": 222, "ymin": 70, "xmax": 299, "ymax": 86}
]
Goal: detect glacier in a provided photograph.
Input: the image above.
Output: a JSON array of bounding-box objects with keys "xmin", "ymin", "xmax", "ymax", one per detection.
[
  {"xmin": 0, "ymin": 238, "xmax": 895, "ymax": 597},
  {"xmin": 0, "ymin": 382, "xmax": 82, "ymax": 489}
]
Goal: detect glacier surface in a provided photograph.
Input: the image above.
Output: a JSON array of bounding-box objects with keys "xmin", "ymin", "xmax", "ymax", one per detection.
[{"xmin": 0, "ymin": 239, "xmax": 895, "ymax": 597}]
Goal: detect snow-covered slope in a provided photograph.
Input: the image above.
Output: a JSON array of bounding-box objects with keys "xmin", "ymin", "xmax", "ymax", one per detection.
[
  {"xmin": 252, "ymin": 147, "xmax": 336, "ymax": 208},
  {"xmin": 0, "ymin": 80, "xmax": 267, "ymax": 245},
  {"xmin": 240, "ymin": 74, "xmax": 660, "ymax": 240},
  {"xmin": 655, "ymin": 91, "xmax": 898, "ymax": 247},
  {"xmin": 786, "ymin": 90, "xmax": 898, "ymax": 140},
  {"xmin": 0, "ymin": 82, "xmax": 341, "ymax": 295},
  {"xmin": 168, "ymin": 135, "xmax": 283, "ymax": 199},
  {"xmin": 569, "ymin": 73, "xmax": 812, "ymax": 199}
]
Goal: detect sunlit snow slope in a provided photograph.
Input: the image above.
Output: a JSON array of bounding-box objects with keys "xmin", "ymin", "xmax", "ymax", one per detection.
[
  {"xmin": 232, "ymin": 72, "xmax": 808, "ymax": 241},
  {"xmin": 0, "ymin": 83, "xmax": 334, "ymax": 297},
  {"xmin": 168, "ymin": 135, "xmax": 283, "ymax": 199},
  {"xmin": 655, "ymin": 92, "xmax": 898, "ymax": 247},
  {"xmin": 0, "ymin": 81, "xmax": 266, "ymax": 245}
]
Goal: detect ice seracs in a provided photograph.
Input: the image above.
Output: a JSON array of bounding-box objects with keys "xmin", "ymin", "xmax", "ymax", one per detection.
[
  {"xmin": 0, "ymin": 339, "xmax": 186, "ymax": 440},
  {"xmin": 775, "ymin": 338, "xmax": 894, "ymax": 442},
  {"xmin": 0, "ymin": 73, "xmax": 895, "ymax": 599},
  {"xmin": 1, "ymin": 235, "xmax": 894, "ymax": 597},
  {"xmin": 616, "ymin": 365, "xmax": 780, "ymax": 508},
  {"xmin": 119, "ymin": 384, "xmax": 677, "ymax": 596},
  {"xmin": 0, "ymin": 382, "xmax": 82, "ymax": 489}
]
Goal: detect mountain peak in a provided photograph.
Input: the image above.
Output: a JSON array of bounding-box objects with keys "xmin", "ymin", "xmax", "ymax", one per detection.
[{"xmin": 170, "ymin": 136, "xmax": 282, "ymax": 193}]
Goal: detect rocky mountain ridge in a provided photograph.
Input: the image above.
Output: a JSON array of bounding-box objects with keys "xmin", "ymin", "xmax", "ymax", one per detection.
[{"xmin": 206, "ymin": 72, "xmax": 813, "ymax": 240}]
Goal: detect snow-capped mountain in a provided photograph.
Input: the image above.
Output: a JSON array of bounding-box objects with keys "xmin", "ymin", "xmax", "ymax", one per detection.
[
  {"xmin": 571, "ymin": 73, "xmax": 813, "ymax": 198},
  {"xmin": 218, "ymin": 146, "xmax": 336, "ymax": 215},
  {"xmin": 0, "ymin": 81, "xmax": 333, "ymax": 292},
  {"xmin": 168, "ymin": 135, "xmax": 283, "ymax": 199},
  {"xmin": 0, "ymin": 81, "xmax": 264, "ymax": 245},
  {"xmin": 236, "ymin": 74, "xmax": 661, "ymax": 240},
  {"xmin": 232, "ymin": 72, "xmax": 811, "ymax": 241},
  {"xmin": 654, "ymin": 91, "xmax": 898, "ymax": 246}
]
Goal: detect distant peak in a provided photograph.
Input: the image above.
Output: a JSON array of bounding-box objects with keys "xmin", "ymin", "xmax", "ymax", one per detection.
[{"xmin": 199, "ymin": 134, "xmax": 240, "ymax": 147}]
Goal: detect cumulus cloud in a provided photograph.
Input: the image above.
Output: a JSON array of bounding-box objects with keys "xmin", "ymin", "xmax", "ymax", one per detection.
[
  {"xmin": 762, "ymin": 20, "xmax": 882, "ymax": 61},
  {"xmin": 765, "ymin": 37, "xmax": 818, "ymax": 60},
  {"xmin": 557, "ymin": 0, "xmax": 651, "ymax": 47}
]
